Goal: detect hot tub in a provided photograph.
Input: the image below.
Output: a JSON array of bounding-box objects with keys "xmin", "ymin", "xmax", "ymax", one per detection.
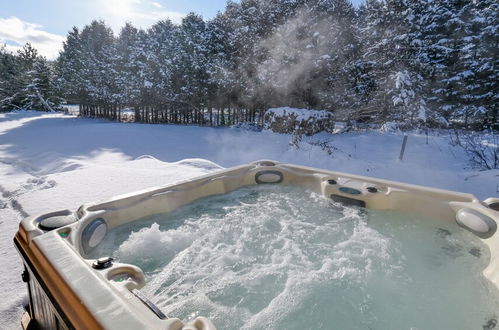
[{"xmin": 14, "ymin": 161, "xmax": 499, "ymax": 329}]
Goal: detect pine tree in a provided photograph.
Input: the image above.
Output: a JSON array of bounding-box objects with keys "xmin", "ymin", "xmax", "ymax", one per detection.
[
  {"xmin": 173, "ymin": 13, "xmax": 210, "ymax": 110},
  {"xmin": 467, "ymin": 0, "xmax": 498, "ymax": 128},
  {"xmin": 115, "ymin": 23, "xmax": 146, "ymax": 107},
  {"xmin": 359, "ymin": 0, "xmax": 431, "ymax": 125},
  {"xmin": 147, "ymin": 19, "xmax": 178, "ymax": 106},
  {"xmin": 11, "ymin": 43, "xmax": 40, "ymax": 108},
  {"xmin": 0, "ymin": 45, "xmax": 20, "ymax": 111},
  {"xmin": 55, "ymin": 27, "xmax": 85, "ymax": 103},
  {"xmin": 79, "ymin": 20, "xmax": 116, "ymax": 105},
  {"xmin": 23, "ymin": 57, "xmax": 61, "ymax": 111},
  {"xmin": 421, "ymin": 0, "xmax": 477, "ymax": 125}
]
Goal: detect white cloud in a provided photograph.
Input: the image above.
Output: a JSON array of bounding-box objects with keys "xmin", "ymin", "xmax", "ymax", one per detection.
[
  {"xmin": 96, "ymin": 0, "xmax": 185, "ymax": 32},
  {"xmin": 0, "ymin": 16, "xmax": 65, "ymax": 60},
  {"xmin": 0, "ymin": 2, "xmax": 186, "ymax": 60}
]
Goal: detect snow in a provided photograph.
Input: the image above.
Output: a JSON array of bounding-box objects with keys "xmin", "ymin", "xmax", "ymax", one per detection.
[
  {"xmin": 1, "ymin": 111, "xmax": 498, "ymax": 328},
  {"xmin": 380, "ymin": 121, "xmax": 399, "ymax": 132},
  {"xmin": 333, "ymin": 121, "xmax": 348, "ymax": 134},
  {"xmin": 394, "ymin": 70, "xmax": 411, "ymax": 89},
  {"xmin": 417, "ymin": 104, "xmax": 427, "ymax": 121}
]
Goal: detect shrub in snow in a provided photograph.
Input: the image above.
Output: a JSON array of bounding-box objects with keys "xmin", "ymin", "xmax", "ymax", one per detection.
[
  {"xmin": 450, "ymin": 131, "xmax": 499, "ymax": 170},
  {"xmin": 380, "ymin": 122, "xmax": 400, "ymax": 133},
  {"xmin": 263, "ymin": 107, "xmax": 334, "ymax": 135}
]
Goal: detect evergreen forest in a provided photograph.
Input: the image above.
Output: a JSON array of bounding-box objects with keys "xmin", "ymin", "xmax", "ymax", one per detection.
[{"xmin": 0, "ymin": 0, "xmax": 497, "ymax": 129}]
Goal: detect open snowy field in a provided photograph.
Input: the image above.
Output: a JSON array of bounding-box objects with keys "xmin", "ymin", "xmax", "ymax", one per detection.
[{"xmin": 1, "ymin": 111, "xmax": 497, "ymax": 328}]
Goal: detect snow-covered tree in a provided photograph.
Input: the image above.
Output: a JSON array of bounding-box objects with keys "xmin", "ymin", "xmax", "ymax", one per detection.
[
  {"xmin": 55, "ymin": 27, "xmax": 85, "ymax": 103},
  {"xmin": 358, "ymin": 0, "xmax": 434, "ymax": 125},
  {"xmin": 173, "ymin": 13, "xmax": 211, "ymax": 108},
  {"xmin": 22, "ymin": 57, "xmax": 61, "ymax": 111},
  {"xmin": 115, "ymin": 23, "xmax": 148, "ymax": 107},
  {"xmin": 147, "ymin": 19, "xmax": 177, "ymax": 105},
  {"xmin": 0, "ymin": 45, "xmax": 20, "ymax": 111}
]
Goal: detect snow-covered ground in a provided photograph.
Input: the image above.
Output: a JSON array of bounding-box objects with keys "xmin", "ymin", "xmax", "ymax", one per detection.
[{"xmin": 0, "ymin": 111, "xmax": 497, "ymax": 328}]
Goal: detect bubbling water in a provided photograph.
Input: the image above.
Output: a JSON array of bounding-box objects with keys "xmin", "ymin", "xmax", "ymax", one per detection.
[{"xmin": 90, "ymin": 185, "xmax": 499, "ymax": 329}]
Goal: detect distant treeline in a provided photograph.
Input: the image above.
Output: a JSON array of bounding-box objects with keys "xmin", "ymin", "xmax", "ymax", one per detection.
[{"xmin": 1, "ymin": 0, "xmax": 497, "ymax": 129}]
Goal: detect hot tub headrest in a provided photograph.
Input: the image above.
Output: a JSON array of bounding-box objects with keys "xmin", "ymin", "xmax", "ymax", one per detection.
[{"xmin": 455, "ymin": 208, "xmax": 497, "ymax": 239}]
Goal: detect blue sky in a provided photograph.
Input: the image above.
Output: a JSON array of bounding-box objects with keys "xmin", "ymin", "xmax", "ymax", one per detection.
[{"xmin": 0, "ymin": 0, "xmax": 362, "ymax": 59}]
